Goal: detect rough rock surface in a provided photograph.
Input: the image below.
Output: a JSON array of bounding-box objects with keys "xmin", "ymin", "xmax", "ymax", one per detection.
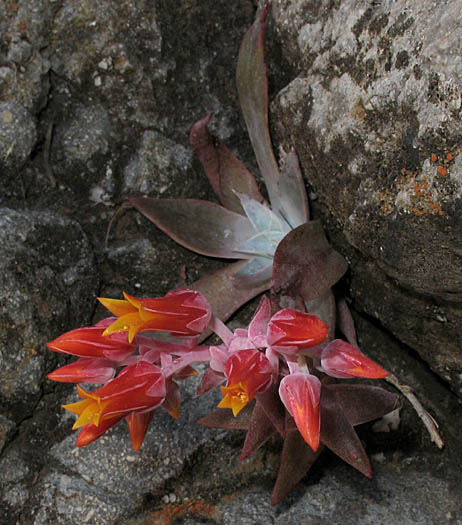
[
  {"xmin": 270, "ymin": 0, "xmax": 462, "ymax": 395},
  {"xmin": 0, "ymin": 0, "xmax": 461, "ymax": 524}
]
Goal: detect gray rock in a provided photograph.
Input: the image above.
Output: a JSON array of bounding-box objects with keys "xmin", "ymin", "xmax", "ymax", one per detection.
[
  {"xmin": 123, "ymin": 130, "xmax": 193, "ymax": 196},
  {"xmin": 0, "ymin": 415, "xmax": 16, "ymax": 455},
  {"xmin": 270, "ymin": 0, "xmax": 462, "ymax": 396},
  {"xmin": 0, "ymin": 1, "xmax": 52, "ymax": 113},
  {"xmin": 0, "ymin": 102, "xmax": 37, "ymax": 171},
  {"xmin": 61, "ymin": 105, "xmax": 112, "ymax": 164},
  {"xmin": 0, "ymin": 208, "xmax": 99, "ymax": 419}
]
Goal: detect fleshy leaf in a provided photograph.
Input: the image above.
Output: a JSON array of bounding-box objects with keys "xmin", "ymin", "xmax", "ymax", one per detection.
[
  {"xmin": 271, "ymin": 415, "xmax": 323, "ymax": 506},
  {"xmin": 129, "ymin": 197, "xmax": 255, "ymax": 259},
  {"xmin": 232, "ymin": 256, "xmax": 273, "ymax": 283},
  {"xmin": 336, "ymin": 297, "xmax": 359, "ymax": 346},
  {"xmin": 240, "ymin": 401, "xmax": 277, "ymax": 460},
  {"xmin": 196, "ymin": 403, "xmax": 253, "ymax": 430},
  {"xmin": 278, "ymin": 148, "xmax": 309, "ymax": 229},
  {"xmin": 320, "ymin": 385, "xmax": 372, "ymax": 478},
  {"xmin": 323, "ymin": 384, "xmax": 398, "ymax": 426},
  {"xmin": 189, "ymin": 114, "xmax": 264, "ymax": 214},
  {"xmin": 272, "ymin": 221, "xmax": 348, "ymax": 302},
  {"xmin": 236, "ymin": 2, "xmax": 280, "ymax": 211},
  {"xmin": 190, "ymin": 260, "xmax": 271, "ymax": 336},
  {"xmin": 255, "ymin": 383, "xmax": 286, "ymax": 438},
  {"xmin": 195, "ymin": 368, "xmax": 225, "ymax": 397}
]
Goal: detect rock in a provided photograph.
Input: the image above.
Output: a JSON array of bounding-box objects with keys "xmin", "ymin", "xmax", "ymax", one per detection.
[
  {"xmin": 0, "ymin": 415, "xmax": 16, "ymax": 455},
  {"xmin": 0, "ymin": 208, "xmax": 99, "ymax": 420},
  {"xmin": 122, "ymin": 130, "xmax": 193, "ymax": 196},
  {"xmin": 270, "ymin": 0, "xmax": 462, "ymax": 396},
  {"xmin": 0, "ymin": 102, "xmax": 37, "ymax": 173}
]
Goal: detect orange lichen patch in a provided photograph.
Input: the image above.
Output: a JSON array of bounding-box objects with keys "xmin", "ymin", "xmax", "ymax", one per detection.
[
  {"xmin": 144, "ymin": 498, "xmax": 216, "ymax": 525},
  {"xmin": 377, "ymin": 146, "xmax": 461, "ymax": 217}
]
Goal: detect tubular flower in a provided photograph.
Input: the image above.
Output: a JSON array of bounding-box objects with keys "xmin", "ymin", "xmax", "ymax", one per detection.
[
  {"xmin": 266, "ymin": 309, "xmax": 329, "ymax": 353},
  {"xmin": 47, "ymin": 357, "xmax": 116, "ymax": 384},
  {"xmin": 47, "ymin": 318, "xmax": 136, "ymax": 361},
  {"xmin": 320, "ymin": 339, "xmax": 389, "ymax": 379},
  {"xmin": 63, "ymin": 361, "xmax": 166, "ymax": 430},
  {"xmin": 218, "ymin": 349, "xmax": 273, "ymax": 416},
  {"xmin": 98, "ymin": 289, "xmax": 212, "ymax": 343},
  {"xmin": 279, "ymin": 373, "xmax": 322, "ymax": 452}
]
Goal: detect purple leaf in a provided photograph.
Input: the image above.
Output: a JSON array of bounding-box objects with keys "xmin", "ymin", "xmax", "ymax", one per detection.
[
  {"xmin": 240, "ymin": 401, "xmax": 277, "ymax": 460},
  {"xmin": 189, "ymin": 114, "xmax": 221, "ymax": 199},
  {"xmin": 196, "ymin": 404, "xmax": 253, "ymax": 430},
  {"xmin": 190, "ymin": 114, "xmax": 264, "ymax": 214},
  {"xmin": 195, "ymin": 368, "xmax": 224, "ymax": 397},
  {"xmin": 271, "ymin": 415, "xmax": 323, "ymax": 506},
  {"xmin": 236, "ymin": 2, "xmax": 281, "ymax": 210},
  {"xmin": 320, "ymin": 385, "xmax": 372, "ymax": 478},
  {"xmin": 278, "ymin": 148, "xmax": 309, "ymax": 228},
  {"xmin": 256, "ymin": 383, "xmax": 286, "ymax": 438},
  {"xmin": 323, "ymin": 384, "xmax": 398, "ymax": 426},
  {"xmin": 336, "ymin": 297, "xmax": 359, "ymax": 347},
  {"xmin": 272, "ymin": 221, "xmax": 348, "ymax": 302},
  {"xmin": 129, "ymin": 197, "xmax": 255, "ymax": 258}
]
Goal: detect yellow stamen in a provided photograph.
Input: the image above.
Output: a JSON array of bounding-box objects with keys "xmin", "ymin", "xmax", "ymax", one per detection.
[
  {"xmin": 218, "ymin": 383, "xmax": 249, "ymax": 416},
  {"xmin": 62, "ymin": 385, "xmax": 108, "ymax": 429},
  {"xmin": 102, "ymin": 312, "xmax": 144, "ymax": 342}
]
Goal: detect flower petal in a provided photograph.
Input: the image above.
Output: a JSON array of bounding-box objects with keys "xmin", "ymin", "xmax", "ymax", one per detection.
[
  {"xmin": 48, "ymin": 358, "xmax": 116, "ymax": 384},
  {"xmin": 320, "ymin": 340, "xmax": 388, "ymax": 379},
  {"xmin": 267, "ymin": 309, "xmax": 328, "ymax": 352},
  {"xmin": 279, "ymin": 373, "xmax": 321, "ymax": 451},
  {"xmin": 47, "ymin": 320, "xmax": 136, "ymax": 361},
  {"xmin": 126, "ymin": 411, "xmax": 154, "ymax": 451}
]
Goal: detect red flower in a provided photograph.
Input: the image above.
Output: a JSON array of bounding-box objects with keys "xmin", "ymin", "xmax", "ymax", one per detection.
[
  {"xmin": 47, "ymin": 357, "xmax": 115, "ymax": 384},
  {"xmin": 279, "ymin": 373, "xmax": 321, "ymax": 451},
  {"xmin": 63, "ymin": 361, "xmax": 166, "ymax": 429},
  {"xmin": 266, "ymin": 309, "xmax": 328, "ymax": 353},
  {"xmin": 47, "ymin": 318, "xmax": 136, "ymax": 361},
  {"xmin": 218, "ymin": 349, "xmax": 273, "ymax": 416},
  {"xmin": 321, "ymin": 339, "xmax": 388, "ymax": 379},
  {"xmin": 98, "ymin": 289, "xmax": 212, "ymax": 342}
]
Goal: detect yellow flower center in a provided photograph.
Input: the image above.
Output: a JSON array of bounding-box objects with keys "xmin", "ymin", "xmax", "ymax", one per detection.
[{"xmin": 218, "ymin": 382, "xmax": 250, "ymax": 416}]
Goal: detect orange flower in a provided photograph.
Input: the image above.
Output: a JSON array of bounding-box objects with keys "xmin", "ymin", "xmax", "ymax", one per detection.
[
  {"xmin": 47, "ymin": 318, "xmax": 135, "ymax": 361},
  {"xmin": 98, "ymin": 289, "xmax": 211, "ymax": 343},
  {"xmin": 63, "ymin": 362, "xmax": 165, "ymax": 429},
  {"xmin": 279, "ymin": 373, "xmax": 321, "ymax": 451},
  {"xmin": 218, "ymin": 349, "xmax": 272, "ymax": 416},
  {"xmin": 321, "ymin": 340, "xmax": 388, "ymax": 379},
  {"xmin": 266, "ymin": 309, "xmax": 328, "ymax": 353}
]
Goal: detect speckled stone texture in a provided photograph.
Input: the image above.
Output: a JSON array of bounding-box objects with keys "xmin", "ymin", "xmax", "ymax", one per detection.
[
  {"xmin": 270, "ymin": 0, "xmax": 462, "ymax": 396},
  {"xmin": 0, "ymin": 0, "xmax": 461, "ymax": 523}
]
